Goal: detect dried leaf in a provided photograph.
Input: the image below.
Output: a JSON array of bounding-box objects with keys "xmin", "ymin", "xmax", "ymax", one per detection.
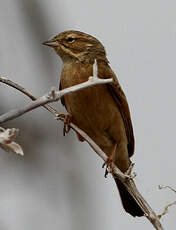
[{"xmin": 0, "ymin": 127, "xmax": 24, "ymax": 156}]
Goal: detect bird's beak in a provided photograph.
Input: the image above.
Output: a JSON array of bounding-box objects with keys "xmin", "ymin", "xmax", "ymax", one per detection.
[{"xmin": 43, "ymin": 39, "xmax": 58, "ymax": 48}]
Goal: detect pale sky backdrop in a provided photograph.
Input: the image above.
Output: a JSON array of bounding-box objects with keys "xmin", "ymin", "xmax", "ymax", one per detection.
[{"xmin": 0, "ymin": 1, "xmax": 175, "ymax": 229}]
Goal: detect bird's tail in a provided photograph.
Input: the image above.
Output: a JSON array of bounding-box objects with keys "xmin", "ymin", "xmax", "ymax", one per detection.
[{"xmin": 114, "ymin": 176, "xmax": 144, "ymax": 217}]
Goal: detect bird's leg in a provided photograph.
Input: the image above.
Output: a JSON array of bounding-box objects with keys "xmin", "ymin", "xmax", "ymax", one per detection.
[
  {"xmin": 125, "ymin": 162, "xmax": 137, "ymax": 179},
  {"xmin": 57, "ymin": 113, "xmax": 85, "ymax": 141},
  {"xmin": 63, "ymin": 114, "xmax": 72, "ymax": 136},
  {"xmin": 56, "ymin": 113, "xmax": 72, "ymax": 136},
  {"xmin": 102, "ymin": 143, "xmax": 117, "ymax": 178}
]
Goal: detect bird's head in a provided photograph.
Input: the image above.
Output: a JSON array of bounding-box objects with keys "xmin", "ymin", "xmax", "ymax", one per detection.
[{"xmin": 43, "ymin": 30, "xmax": 108, "ymax": 64}]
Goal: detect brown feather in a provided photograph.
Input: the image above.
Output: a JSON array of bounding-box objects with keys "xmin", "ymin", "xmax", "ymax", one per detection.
[
  {"xmin": 97, "ymin": 62, "xmax": 135, "ymax": 157},
  {"xmin": 45, "ymin": 30, "xmax": 143, "ymax": 217}
]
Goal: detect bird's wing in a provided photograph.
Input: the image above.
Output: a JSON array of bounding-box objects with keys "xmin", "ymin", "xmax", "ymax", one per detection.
[{"xmin": 99, "ymin": 62, "xmax": 135, "ymax": 157}]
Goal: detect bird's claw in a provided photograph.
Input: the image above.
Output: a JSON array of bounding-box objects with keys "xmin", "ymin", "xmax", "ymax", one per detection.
[
  {"xmin": 56, "ymin": 113, "xmax": 72, "ymax": 136},
  {"xmin": 125, "ymin": 162, "xmax": 136, "ymax": 179},
  {"xmin": 102, "ymin": 157, "xmax": 113, "ymax": 178},
  {"xmin": 102, "ymin": 143, "xmax": 117, "ymax": 178}
]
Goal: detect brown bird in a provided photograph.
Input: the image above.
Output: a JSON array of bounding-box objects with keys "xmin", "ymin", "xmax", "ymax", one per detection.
[{"xmin": 43, "ymin": 30, "xmax": 144, "ymax": 217}]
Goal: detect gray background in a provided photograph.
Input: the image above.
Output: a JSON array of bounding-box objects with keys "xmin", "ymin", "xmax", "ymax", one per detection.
[{"xmin": 0, "ymin": 0, "xmax": 175, "ymax": 229}]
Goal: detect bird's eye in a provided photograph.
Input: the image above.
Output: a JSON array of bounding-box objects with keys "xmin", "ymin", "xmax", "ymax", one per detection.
[{"xmin": 67, "ymin": 37, "xmax": 76, "ymax": 43}]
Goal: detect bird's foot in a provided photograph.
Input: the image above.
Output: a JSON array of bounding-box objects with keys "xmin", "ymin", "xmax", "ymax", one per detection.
[
  {"xmin": 125, "ymin": 162, "xmax": 136, "ymax": 179},
  {"xmin": 102, "ymin": 143, "xmax": 117, "ymax": 178},
  {"xmin": 56, "ymin": 113, "xmax": 72, "ymax": 136},
  {"xmin": 102, "ymin": 156, "xmax": 113, "ymax": 178}
]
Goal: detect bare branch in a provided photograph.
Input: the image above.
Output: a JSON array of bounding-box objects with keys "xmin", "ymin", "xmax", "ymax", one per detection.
[
  {"xmin": 0, "ymin": 63, "xmax": 113, "ymax": 124},
  {"xmin": 0, "ymin": 76, "xmax": 59, "ymax": 116},
  {"xmin": 0, "ymin": 76, "xmax": 37, "ymax": 100},
  {"xmin": 0, "ymin": 60, "xmax": 165, "ymax": 230}
]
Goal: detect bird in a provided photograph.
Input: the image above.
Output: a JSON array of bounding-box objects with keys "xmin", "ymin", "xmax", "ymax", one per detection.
[{"xmin": 43, "ymin": 30, "xmax": 144, "ymax": 217}]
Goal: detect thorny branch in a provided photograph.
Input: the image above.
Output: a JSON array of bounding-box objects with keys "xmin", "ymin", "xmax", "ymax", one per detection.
[{"xmin": 0, "ymin": 61, "xmax": 165, "ymax": 230}]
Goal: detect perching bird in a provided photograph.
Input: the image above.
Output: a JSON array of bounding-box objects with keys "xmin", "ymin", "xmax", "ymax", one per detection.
[{"xmin": 43, "ymin": 30, "xmax": 144, "ymax": 217}]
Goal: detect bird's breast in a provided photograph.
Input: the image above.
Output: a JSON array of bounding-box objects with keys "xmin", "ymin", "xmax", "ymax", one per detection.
[{"xmin": 60, "ymin": 63, "xmax": 126, "ymax": 148}]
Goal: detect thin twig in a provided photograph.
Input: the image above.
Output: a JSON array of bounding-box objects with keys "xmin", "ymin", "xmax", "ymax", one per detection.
[
  {"xmin": 159, "ymin": 185, "xmax": 176, "ymax": 193},
  {"xmin": 158, "ymin": 185, "xmax": 176, "ymax": 219},
  {"xmin": 0, "ymin": 72, "xmax": 113, "ymax": 124},
  {"xmin": 158, "ymin": 201, "xmax": 176, "ymax": 219},
  {"xmin": 0, "ymin": 76, "xmax": 37, "ymax": 100},
  {"xmin": 0, "ymin": 76, "xmax": 58, "ymax": 116}
]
